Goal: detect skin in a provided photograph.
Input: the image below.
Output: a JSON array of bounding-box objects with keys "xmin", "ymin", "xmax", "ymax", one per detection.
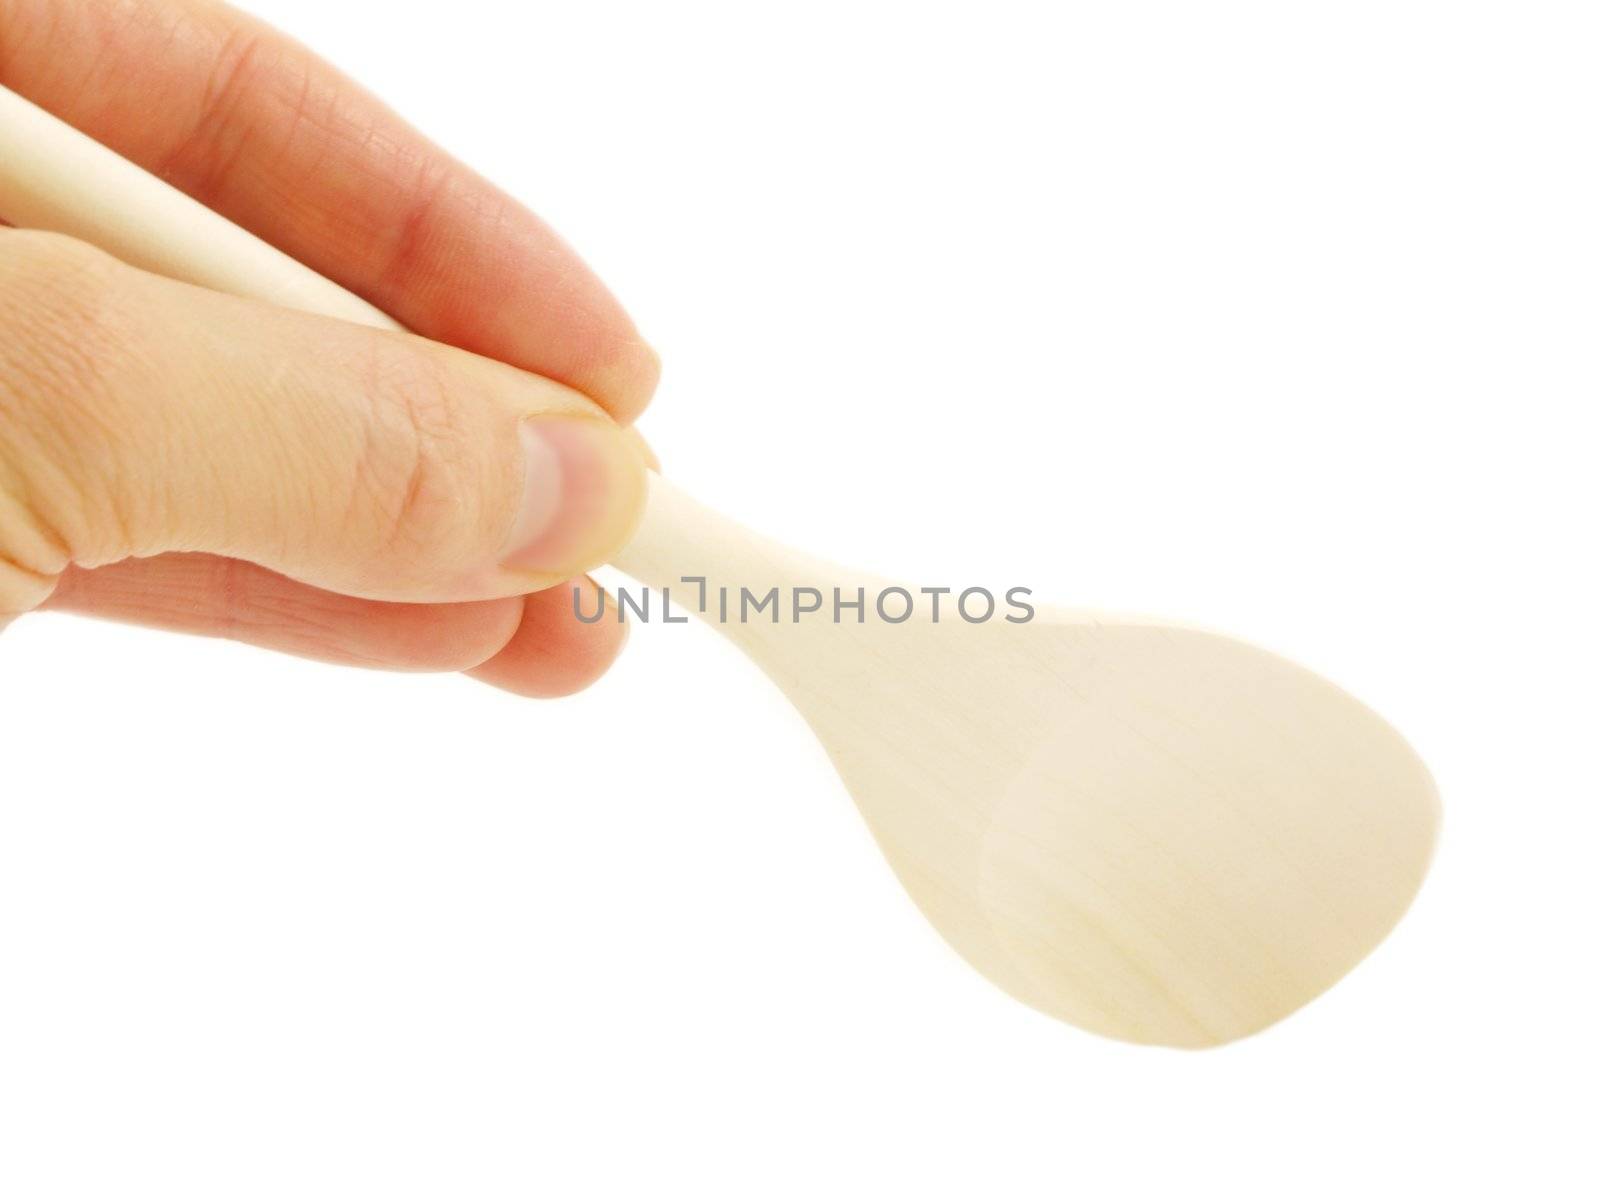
[{"xmin": 0, "ymin": 0, "xmax": 661, "ymax": 697}]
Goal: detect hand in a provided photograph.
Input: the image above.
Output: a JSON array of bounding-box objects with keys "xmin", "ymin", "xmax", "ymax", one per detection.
[{"xmin": 0, "ymin": 0, "xmax": 659, "ymax": 696}]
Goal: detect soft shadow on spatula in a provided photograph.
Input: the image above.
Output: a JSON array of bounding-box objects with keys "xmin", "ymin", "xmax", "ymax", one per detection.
[{"xmin": 0, "ymin": 85, "xmax": 1439, "ymax": 1048}]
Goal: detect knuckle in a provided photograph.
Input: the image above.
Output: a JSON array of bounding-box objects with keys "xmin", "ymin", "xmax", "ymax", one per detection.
[
  {"xmin": 0, "ymin": 230, "xmax": 143, "ymax": 571},
  {"xmin": 348, "ymin": 340, "xmax": 484, "ymax": 563},
  {"xmin": 181, "ymin": 26, "xmax": 304, "ymax": 196},
  {"xmin": 0, "ymin": 230, "xmax": 137, "ymax": 429}
]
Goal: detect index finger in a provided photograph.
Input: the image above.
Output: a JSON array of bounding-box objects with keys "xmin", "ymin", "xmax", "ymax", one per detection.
[{"xmin": 0, "ymin": 0, "xmax": 658, "ymax": 421}]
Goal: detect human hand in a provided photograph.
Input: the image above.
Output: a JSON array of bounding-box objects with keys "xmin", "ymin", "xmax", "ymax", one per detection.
[{"xmin": 0, "ymin": 0, "xmax": 659, "ymax": 696}]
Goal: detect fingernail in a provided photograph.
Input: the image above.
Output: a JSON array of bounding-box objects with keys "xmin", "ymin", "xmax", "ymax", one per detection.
[{"xmin": 502, "ymin": 418, "xmax": 645, "ymax": 576}]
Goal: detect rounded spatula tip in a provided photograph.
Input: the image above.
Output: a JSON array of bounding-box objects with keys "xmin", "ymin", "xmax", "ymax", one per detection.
[{"xmin": 951, "ymin": 621, "xmax": 1441, "ymax": 1047}]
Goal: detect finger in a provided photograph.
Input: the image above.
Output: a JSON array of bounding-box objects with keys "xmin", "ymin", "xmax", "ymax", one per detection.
[
  {"xmin": 0, "ymin": 0, "xmax": 658, "ymax": 421},
  {"xmin": 0, "ymin": 230, "xmax": 644, "ymax": 610},
  {"xmin": 466, "ymin": 576, "xmax": 628, "ymax": 699},
  {"xmin": 43, "ymin": 555, "xmax": 626, "ymax": 696},
  {"xmin": 46, "ymin": 554, "xmax": 522, "ymax": 671}
]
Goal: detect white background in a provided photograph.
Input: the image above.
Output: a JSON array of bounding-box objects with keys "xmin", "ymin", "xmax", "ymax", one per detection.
[{"xmin": 2, "ymin": 1, "xmax": 1596, "ymax": 1195}]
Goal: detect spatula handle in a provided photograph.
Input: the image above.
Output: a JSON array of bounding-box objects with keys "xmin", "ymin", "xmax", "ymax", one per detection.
[{"xmin": 0, "ymin": 84, "xmax": 397, "ymax": 328}]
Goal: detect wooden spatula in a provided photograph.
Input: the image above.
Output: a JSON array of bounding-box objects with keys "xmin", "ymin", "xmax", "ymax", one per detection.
[{"xmin": 0, "ymin": 84, "xmax": 1439, "ymax": 1047}]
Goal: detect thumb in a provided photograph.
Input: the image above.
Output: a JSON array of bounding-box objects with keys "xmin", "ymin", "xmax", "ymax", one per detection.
[{"xmin": 0, "ymin": 231, "xmax": 646, "ymax": 611}]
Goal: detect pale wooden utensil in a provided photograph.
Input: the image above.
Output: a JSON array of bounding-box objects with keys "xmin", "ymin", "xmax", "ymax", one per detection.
[{"xmin": 0, "ymin": 85, "xmax": 1439, "ymax": 1047}]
